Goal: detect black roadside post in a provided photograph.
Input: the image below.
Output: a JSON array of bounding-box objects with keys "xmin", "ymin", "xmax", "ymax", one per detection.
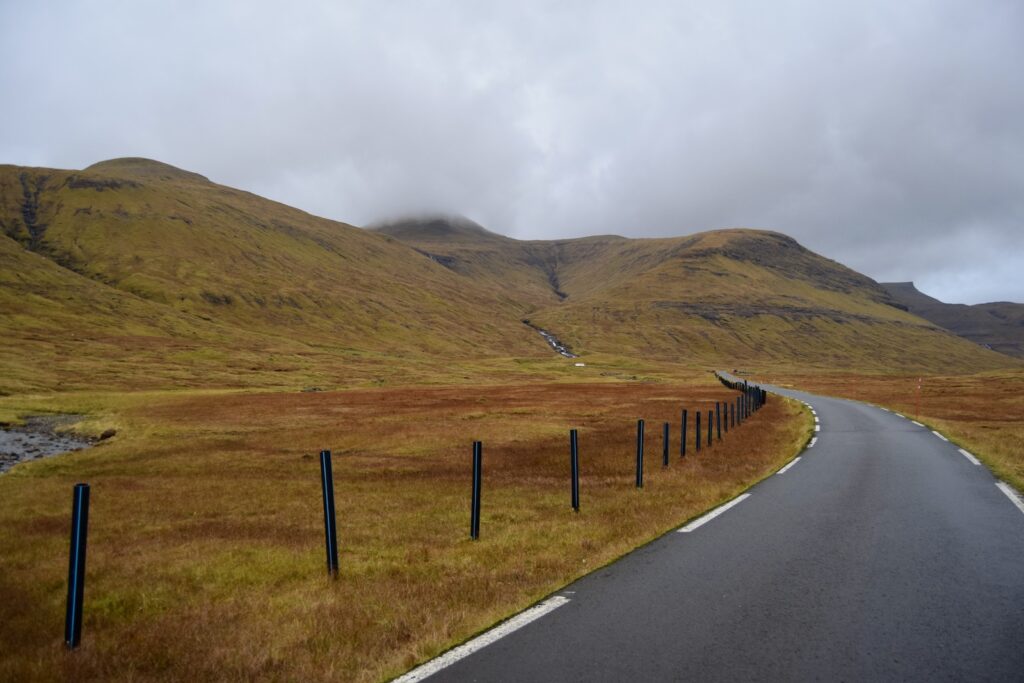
[
  {"xmin": 707, "ymin": 411, "xmax": 713, "ymax": 447},
  {"xmin": 716, "ymin": 403, "xmax": 722, "ymax": 441},
  {"xmin": 64, "ymin": 483, "xmax": 90, "ymax": 649},
  {"xmin": 724, "ymin": 402, "xmax": 729, "ymax": 434},
  {"xmin": 696, "ymin": 412, "xmax": 701, "ymax": 452},
  {"xmin": 470, "ymin": 441, "xmax": 483, "ymax": 539},
  {"xmin": 570, "ymin": 429, "xmax": 580, "ymax": 512},
  {"xmin": 636, "ymin": 419, "xmax": 645, "ymax": 488},
  {"xmin": 319, "ymin": 450, "xmax": 339, "ymax": 576},
  {"xmin": 662, "ymin": 422, "xmax": 670, "ymax": 467},
  {"xmin": 681, "ymin": 409, "xmax": 688, "ymax": 458}
]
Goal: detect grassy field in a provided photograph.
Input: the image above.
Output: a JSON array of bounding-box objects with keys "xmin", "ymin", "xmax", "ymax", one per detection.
[
  {"xmin": 772, "ymin": 370, "xmax": 1024, "ymax": 492},
  {"xmin": 0, "ymin": 376, "xmax": 808, "ymax": 682}
]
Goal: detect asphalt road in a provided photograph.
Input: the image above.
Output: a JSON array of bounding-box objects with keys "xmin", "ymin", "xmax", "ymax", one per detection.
[{"xmin": 398, "ymin": 380, "xmax": 1024, "ymax": 682}]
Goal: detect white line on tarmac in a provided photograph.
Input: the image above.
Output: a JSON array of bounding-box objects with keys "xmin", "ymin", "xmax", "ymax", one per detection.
[
  {"xmin": 996, "ymin": 482, "xmax": 1024, "ymax": 517},
  {"xmin": 895, "ymin": 413, "xmax": 905, "ymax": 418},
  {"xmin": 958, "ymin": 448, "xmax": 981, "ymax": 466},
  {"xmin": 814, "ymin": 424, "xmax": 820, "ymax": 432},
  {"xmin": 814, "ymin": 416, "xmax": 819, "ymax": 423},
  {"xmin": 880, "ymin": 407, "xmax": 890, "ymax": 412},
  {"xmin": 678, "ymin": 494, "xmax": 751, "ymax": 533},
  {"xmin": 808, "ymin": 437, "xmax": 817, "ymax": 448},
  {"xmin": 912, "ymin": 420, "xmax": 924, "ymax": 427},
  {"xmin": 777, "ymin": 457, "xmax": 802, "ymax": 474},
  {"xmin": 932, "ymin": 430, "xmax": 948, "ymax": 442},
  {"xmin": 393, "ymin": 596, "xmax": 571, "ymax": 682}
]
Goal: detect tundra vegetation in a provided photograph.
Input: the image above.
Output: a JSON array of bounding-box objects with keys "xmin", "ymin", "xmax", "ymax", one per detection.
[{"xmin": 0, "ymin": 158, "xmax": 1021, "ymax": 681}]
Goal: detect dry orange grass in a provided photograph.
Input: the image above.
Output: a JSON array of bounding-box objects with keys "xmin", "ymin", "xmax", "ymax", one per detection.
[
  {"xmin": 0, "ymin": 381, "xmax": 808, "ymax": 682},
  {"xmin": 774, "ymin": 370, "xmax": 1024, "ymax": 491}
]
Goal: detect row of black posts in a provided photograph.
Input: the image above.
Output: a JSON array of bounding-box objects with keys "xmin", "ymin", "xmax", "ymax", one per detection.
[
  {"xmin": 467, "ymin": 377, "xmax": 768, "ymax": 539},
  {"xmin": 60, "ymin": 378, "xmax": 768, "ymax": 648}
]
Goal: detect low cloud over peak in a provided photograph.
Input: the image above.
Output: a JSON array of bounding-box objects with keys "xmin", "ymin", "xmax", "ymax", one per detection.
[{"xmin": 2, "ymin": 0, "xmax": 1021, "ymax": 303}]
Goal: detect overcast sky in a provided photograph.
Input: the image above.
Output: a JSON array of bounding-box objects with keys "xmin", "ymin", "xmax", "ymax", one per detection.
[{"xmin": 2, "ymin": 1, "xmax": 1022, "ymax": 304}]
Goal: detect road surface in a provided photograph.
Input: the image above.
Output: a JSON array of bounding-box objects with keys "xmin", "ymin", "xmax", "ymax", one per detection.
[{"xmin": 397, "ymin": 381, "xmax": 1024, "ymax": 682}]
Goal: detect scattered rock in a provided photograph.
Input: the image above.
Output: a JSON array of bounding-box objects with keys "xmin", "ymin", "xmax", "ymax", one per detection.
[
  {"xmin": 99, "ymin": 428, "xmax": 117, "ymax": 440},
  {"xmin": 0, "ymin": 414, "xmax": 94, "ymax": 474}
]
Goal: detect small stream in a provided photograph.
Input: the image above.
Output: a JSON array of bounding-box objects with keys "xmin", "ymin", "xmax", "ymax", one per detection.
[
  {"xmin": 522, "ymin": 319, "xmax": 578, "ymax": 358},
  {"xmin": 0, "ymin": 415, "xmax": 94, "ymax": 474}
]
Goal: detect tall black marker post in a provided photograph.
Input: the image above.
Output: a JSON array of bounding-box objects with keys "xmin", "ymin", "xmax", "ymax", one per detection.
[
  {"xmin": 470, "ymin": 441, "xmax": 483, "ymax": 539},
  {"xmin": 716, "ymin": 403, "xmax": 722, "ymax": 441},
  {"xmin": 707, "ymin": 411, "xmax": 713, "ymax": 447},
  {"xmin": 65, "ymin": 483, "xmax": 90, "ymax": 649},
  {"xmin": 662, "ymin": 422, "xmax": 670, "ymax": 467},
  {"xmin": 570, "ymin": 429, "xmax": 580, "ymax": 512},
  {"xmin": 681, "ymin": 409, "xmax": 688, "ymax": 458},
  {"xmin": 635, "ymin": 420, "xmax": 645, "ymax": 488},
  {"xmin": 319, "ymin": 450, "xmax": 339, "ymax": 577},
  {"xmin": 696, "ymin": 412, "xmax": 701, "ymax": 452},
  {"xmin": 724, "ymin": 403, "xmax": 729, "ymax": 434}
]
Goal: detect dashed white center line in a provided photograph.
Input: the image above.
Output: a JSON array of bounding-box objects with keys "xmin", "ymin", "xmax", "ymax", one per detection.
[
  {"xmin": 777, "ymin": 457, "xmax": 802, "ymax": 474},
  {"xmin": 932, "ymin": 430, "xmax": 948, "ymax": 442},
  {"xmin": 393, "ymin": 596, "xmax": 571, "ymax": 682},
  {"xmin": 996, "ymin": 482, "xmax": 1024, "ymax": 517},
  {"xmin": 958, "ymin": 448, "xmax": 981, "ymax": 465},
  {"xmin": 678, "ymin": 494, "xmax": 751, "ymax": 533},
  {"xmin": 911, "ymin": 420, "xmax": 924, "ymax": 427}
]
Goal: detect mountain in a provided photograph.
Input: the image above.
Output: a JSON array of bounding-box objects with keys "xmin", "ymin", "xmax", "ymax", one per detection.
[
  {"xmin": 882, "ymin": 282, "xmax": 1024, "ymax": 359},
  {"xmin": 0, "ymin": 159, "xmax": 544, "ymax": 393},
  {"xmin": 374, "ymin": 217, "xmax": 1017, "ymax": 372},
  {"xmin": 0, "ymin": 159, "xmax": 1017, "ymax": 393}
]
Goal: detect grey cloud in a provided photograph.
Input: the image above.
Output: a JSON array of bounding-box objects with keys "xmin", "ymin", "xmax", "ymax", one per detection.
[{"xmin": 2, "ymin": 0, "xmax": 1021, "ymax": 303}]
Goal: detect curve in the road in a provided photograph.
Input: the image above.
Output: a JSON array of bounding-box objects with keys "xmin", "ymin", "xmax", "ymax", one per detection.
[{"xmin": 395, "ymin": 380, "xmax": 1024, "ymax": 682}]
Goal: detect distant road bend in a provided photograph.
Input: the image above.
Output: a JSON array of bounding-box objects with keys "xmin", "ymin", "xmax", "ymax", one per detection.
[{"xmin": 396, "ymin": 375, "xmax": 1024, "ymax": 682}]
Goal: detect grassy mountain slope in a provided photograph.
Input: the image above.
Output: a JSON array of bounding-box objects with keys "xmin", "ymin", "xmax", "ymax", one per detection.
[
  {"xmin": 0, "ymin": 160, "xmax": 546, "ymax": 392},
  {"xmin": 374, "ymin": 219, "xmax": 1017, "ymax": 373},
  {"xmin": 0, "ymin": 160, "xmax": 1017, "ymax": 394},
  {"xmin": 882, "ymin": 282, "xmax": 1024, "ymax": 359}
]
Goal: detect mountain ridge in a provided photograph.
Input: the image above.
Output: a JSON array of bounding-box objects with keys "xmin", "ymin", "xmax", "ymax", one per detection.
[
  {"xmin": 882, "ymin": 281, "xmax": 1024, "ymax": 359},
  {"xmin": 0, "ymin": 159, "xmax": 1018, "ymax": 393}
]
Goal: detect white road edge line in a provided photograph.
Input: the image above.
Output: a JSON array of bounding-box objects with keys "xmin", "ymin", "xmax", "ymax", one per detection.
[
  {"xmin": 958, "ymin": 448, "xmax": 981, "ymax": 466},
  {"xmin": 777, "ymin": 457, "xmax": 802, "ymax": 474},
  {"xmin": 911, "ymin": 420, "xmax": 924, "ymax": 427},
  {"xmin": 814, "ymin": 424, "xmax": 820, "ymax": 432},
  {"xmin": 814, "ymin": 416, "xmax": 819, "ymax": 423},
  {"xmin": 808, "ymin": 437, "xmax": 817, "ymax": 448},
  {"xmin": 895, "ymin": 413, "xmax": 905, "ymax": 418},
  {"xmin": 932, "ymin": 430, "xmax": 948, "ymax": 442},
  {"xmin": 995, "ymin": 482, "xmax": 1024, "ymax": 517},
  {"xmin": 678, "ymin": 494, "xmax": 751, "ymax": 533},
  {"xmin": 392, "ymin": 596, "xmax": 571, "ymax": 682}
]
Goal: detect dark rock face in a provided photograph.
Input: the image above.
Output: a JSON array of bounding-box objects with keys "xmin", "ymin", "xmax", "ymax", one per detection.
[
  {"xmin": 66, "ymin": 175, "xmax": 140, "ymax": 191},
  {"xmin": 882, "ymin": 282, "xmax": 1024, "ymax": 359}
]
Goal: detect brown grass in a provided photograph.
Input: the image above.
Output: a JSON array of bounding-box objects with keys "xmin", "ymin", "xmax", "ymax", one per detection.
[
  {"xmin": 0, "ymin": 380, "xmax": 808, "ymax": 682},
  {"xmin": 772, "ymin": 370, "xmax": 1024, "ymax": 492}
]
